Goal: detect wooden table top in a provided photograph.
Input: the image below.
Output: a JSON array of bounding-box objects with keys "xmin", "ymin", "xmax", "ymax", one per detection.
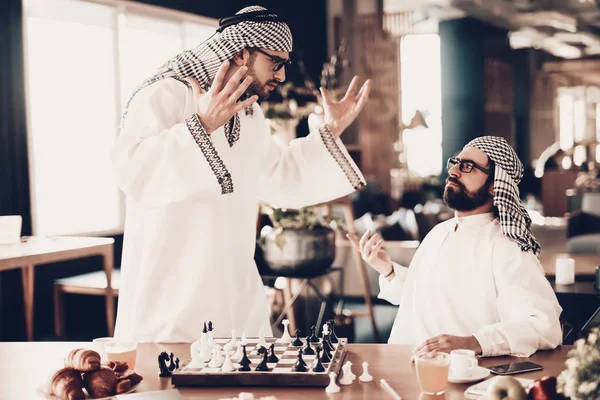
[
  {"xmin": 540, "ymin": 252, "xmax": 599, "ymax": 279},
  {"xmin": 0, "ymin": 236, "xmax": 114, "ymax": 271},
  {"xmin": 0, "ymin": 342, "xmax": 572, "ymax": 400}
]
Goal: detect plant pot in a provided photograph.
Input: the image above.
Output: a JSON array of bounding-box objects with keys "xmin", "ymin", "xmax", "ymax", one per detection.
[{"xmin": 260, "ymin": 226, "xmax": 336, "ymax": 278}]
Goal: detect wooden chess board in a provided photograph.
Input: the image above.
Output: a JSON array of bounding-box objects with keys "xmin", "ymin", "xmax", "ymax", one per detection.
[{"xmin": 171, "ymin": 337, "xmax": 347, "ymax": 387}]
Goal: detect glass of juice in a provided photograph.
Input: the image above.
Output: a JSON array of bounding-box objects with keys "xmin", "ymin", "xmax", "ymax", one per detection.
[
  {"xmin": 415, "ymin": 351, "xmax": 450, "ymax": 395},
  {"xmin": 105, "ymin": 340, "xmax": 138, "ymax": 370}
]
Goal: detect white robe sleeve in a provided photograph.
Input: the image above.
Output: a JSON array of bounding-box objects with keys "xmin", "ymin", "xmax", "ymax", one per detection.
[
  {"xmin": 377, "ymin": 262, "xmax": 410, "ymax": 306},
  {"xmin": 111, "ymin": 79, "xmax": 233, "ymax": 207},
  {"xmin": 257, "ymin": 112, "xmax": 366, "ymax": 209},
  {"xmin": 473, "ymin": 240, "xmax": 563, "ymax": 357}
]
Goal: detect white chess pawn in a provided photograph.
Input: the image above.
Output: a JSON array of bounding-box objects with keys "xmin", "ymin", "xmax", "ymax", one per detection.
[
  {"xmin": 225, "ymin": 329, "xmax": 237, "ymax": 352},
  {"xmin": 215, "ymin": 344, "xmax": 225, "ymax": 364},
  {"xmin": 208, "ymin": 347, "xmax": 222, "ymax": 368},
  {"xmin": 258, "ymin": 325, "xmax": 268, "ymax": 348},
  {"xmin": 277, "ymin": 319, "xmax": 293, "ymax": 344},
  {"xmin": 241, "ymin": 332, "xmax": 248, "ymax": 346},
  {"xmin": 325, "ymin": 372, "xmax": 341, "ymax": 393},
  {"xmin": 359, "ymin": 361, "xmax": 373, "ymax": 382},
  {"xmin": 238, "ymin": 393, "xmax": 255, "ymax": 400},
  {"xmin": 322, "ymin": 323, "xmax": 330, "ymax": 337},
  {"xmin": 230, "ymin": 340, "xmax": 243, "ymax": 363},
  {"xmin": 221, "ymin": 351, "xmax": 236, "ymax": 372},
  {"xmin": 339, "ymin": 361, "xmax": 356, "ymax": 385}
]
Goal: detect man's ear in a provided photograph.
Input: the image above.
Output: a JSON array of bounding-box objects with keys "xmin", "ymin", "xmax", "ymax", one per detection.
[
  {"xmin": 232, "ymin": 49, "xmax": 250, "ymax": 66},
  {"xmin": 488, "ymin": 182, "xmax": 494, "ymax": 196}
]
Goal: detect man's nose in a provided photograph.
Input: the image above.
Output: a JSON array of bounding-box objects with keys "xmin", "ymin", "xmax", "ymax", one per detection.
[{"xmin": 274, "ymin": 67, "xmax": 285, "ymax": 82}]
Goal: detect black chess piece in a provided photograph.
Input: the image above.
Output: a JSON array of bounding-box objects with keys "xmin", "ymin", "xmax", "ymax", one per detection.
[
  {"xmin": 267, "ymin": 343, "xmax": 279, "ymax": 363},
  {"xmin": 238, "ymin": 345, "xmax": 252, "ymax": 371},
  {"xmin": 312, "ymin": 348, "xmax": 325, "ymax": 372},
  {"xmin": 158, "ymin": 351, "xmax": 172, "ymax": 377},
  {"xmin": 322, "ymin": 332, "xmax": 334, "ymax": 353},
  {"xmin": 208, "ymin": 321, "xmax": 213, "ymax": 331},
  {"xmin": 303, "ymin": 336, "xmax": 315, "ymax": 355},
  {"xmin": 309, "ymin": 325, "xmax": 319, "ymax": 342},
  {"xmin": 292, "ymin": 329, "xmax": 303, "ymax": 347},
  {"xmin": 328, "ymin": 319, "xmax": 339, "ymax": 343},
  {"xmin": 292, "ymin": 349, "xmax": 308, "ymax": 372},
  {"xmin": 168, "ymin": 352, "xmax": 176, "ymax": 371},
  {"xmin": 175, "ymin": 358, "xmax": 180, "ymax": 370},
  {"xmin": 202, "ymin": 322, "xmax": 208, "ymax": 334},
  {"xmin": 256, "ymin": 345, "xmax": 267, "ymax": 356},
  {"xmin": 255, "ymin": 349, "xmax": 270, "ymax": 371},
  {"xmin": 320, "ymin": 344, "xmax": 332, "ymax": 363}
]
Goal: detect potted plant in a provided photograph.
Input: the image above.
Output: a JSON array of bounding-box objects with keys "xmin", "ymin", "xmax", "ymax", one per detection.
[
  {"xmin": 556, "ymin": 327, "xmax": 600, "ymax": 400},
  {"xmin": 258, "ymin": 206, "xmax": 343, "ymax": 277}
]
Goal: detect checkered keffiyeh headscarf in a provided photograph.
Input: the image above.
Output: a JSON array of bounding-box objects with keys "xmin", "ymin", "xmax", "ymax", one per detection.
[
  {"xmin": 121, "ymin": 6, "xmax": 293, "ymax": 147},
  {"xmin": 466, "ymin": 136, "xmax": 541, "ymax": 258}
]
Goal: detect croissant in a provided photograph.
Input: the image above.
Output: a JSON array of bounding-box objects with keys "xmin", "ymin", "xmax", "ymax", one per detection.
[
  {"xmin": 64, "ymin": 348, "xmax": 101, "ymax": 372},
  {"xmin": 83, "ymin": 368, "xmax": 117, "ymax": 398},
  {"xmin": 115, "ymin": 379, "xmax": 132, "ymax": 394},
  {"xmin": 115, "ymin": 369, "xmax": 143, "ymax": 385},
  {"xmin": 49, "ymin": 367, "xmax": 86, "ymax": 400}
]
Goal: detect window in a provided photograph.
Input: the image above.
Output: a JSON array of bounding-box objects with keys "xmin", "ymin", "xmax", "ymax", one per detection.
[
  {"xmin": 23, "ymin": 0, "xmax": 216, "ymax": 236},
  {"xmin": 399, "ymin": 34, "xmax": 442, "ymax": 177}
]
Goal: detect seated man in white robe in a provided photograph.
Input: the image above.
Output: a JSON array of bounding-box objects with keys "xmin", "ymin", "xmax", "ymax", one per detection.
[
  {"xmin": 348, "ymin": 136, "xmax": 562, "ymax": 357},
  {"xmin": 111, "ymin": 6, "xmax": 371, "ymax": 342}
]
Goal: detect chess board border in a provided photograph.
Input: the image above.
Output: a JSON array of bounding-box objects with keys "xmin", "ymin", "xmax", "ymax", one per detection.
[{"xmin": 171, "ymin": 338, "xmax": 348, "ymax": 387}]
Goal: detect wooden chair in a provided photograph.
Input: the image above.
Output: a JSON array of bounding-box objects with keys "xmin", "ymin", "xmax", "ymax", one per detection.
[{"xmin": 53, "ymin": 270, "xmax": 119, "ymax": 338}]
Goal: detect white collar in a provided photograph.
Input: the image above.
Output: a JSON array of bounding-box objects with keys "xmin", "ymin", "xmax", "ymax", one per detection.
[{"xmin": 447, "ymin": 212, "xmax": 495, "ymax": 232}]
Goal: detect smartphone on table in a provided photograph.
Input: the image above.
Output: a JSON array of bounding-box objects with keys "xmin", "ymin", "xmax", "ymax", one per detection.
[{"xmin": 487, "ymin": 361, "xmax": 543, "ymax": 375}]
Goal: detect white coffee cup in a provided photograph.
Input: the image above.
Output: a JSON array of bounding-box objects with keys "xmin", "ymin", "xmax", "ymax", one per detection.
[
  {"xmin": 450, "ymin": 349, "xmax": 478, "ymax": 378},
  {"xmin": 92, "ymin": 337, "xmax": 113, "ymax": 362},
  {"xmin": 0, "ymin": 216, "xmax": 22, "ymax": 244}
]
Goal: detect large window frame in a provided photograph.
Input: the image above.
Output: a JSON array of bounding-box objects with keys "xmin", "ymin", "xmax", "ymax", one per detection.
[{"xmin": 22, "ymin": 0, "xmax": 217, "ymax": 236}]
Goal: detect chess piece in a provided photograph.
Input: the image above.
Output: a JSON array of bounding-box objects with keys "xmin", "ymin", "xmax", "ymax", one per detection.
[
  {"xmin": 208, "ymin": 347, "xmax": 222, "ymax": 368},
  {"xmin": 158, "ymin": 352, "xmax": 172, "ymax": 377},
  {"xmin": 238, "ymin": 345, "xmax": 252, "ymax": 371},
  {"xmin": 224, "ymin": 329, "xmax": 237, "ymax": 351},
  {"xmin": 322, "ymin": 332, "xmax": 334, "ymax": 353},
  {"xmin": 328, "ymin": 319, "xmax": 339, "ymax": 344},
  {"xmin": 199, "ymin": 340, "xmax": 212, "ymax": 363},
  {"xmin": 320, "ymin": 343, "xmax": 332, "ymax": 363},
  {"xmin": 241, "ymin": 332, "xmax": 248, "ymax": 346},
  {"xmin": 207, "ymin": 322, "xmax": 215, "ymax": 349},
  {"xmin": 303, "ymin": 336, "xmax": 315, "ymax": 355},
  {"xmin": 292, "ymin": 350, "xmax": 308, "ymax": 372},
  {"xmin": 255, "ymin": 349, "xmax": 270, "ymax": 371},
  {"xmin": 292, "ymin": 329, "xmax": 303, "ymax": 347},
  {"xmin": 277, "ymin": 319, "xmax": 293, "ymax": 344},
  {"xmin": 221, "ymin": 351, "xmax": 235, "ymax": 372},
  {"xmin": 267, "ymin": 343, "xmax": 279, "ymax": 363},
  {"xmin": 312, "ymin": 348, "xmax": 325, "ymax": 372},
  {"xmin": 339, "ymin": 362, "xmax": 354, "ymax": 385},
  {"xmin": 190, "ymin": 341, "xmax": 201, "ymax": 364},
  {"xmin": 309, "ymin": 325, "xmax": 319, "ymax": 343},
  {"xmin": 175, "ymin": 358, "xmax": 180, "ymax": 370},
  {"xmin": 258, "ymin": 325, "xmax": 268, "ymax": 348},
  {"xmin": 231, "ymin": 340, "xmax": 244, "ymax": 363},
  {"xmin": 325, "ymin": 372, "xmax": 340, "ymax": 393},
  {"xmin": 359, "ymin": 361, "xmax": 373, "ymax": 382},
  {"xmin": 168, "ymin": 353, "xmax": 176, "ymax": 371}
]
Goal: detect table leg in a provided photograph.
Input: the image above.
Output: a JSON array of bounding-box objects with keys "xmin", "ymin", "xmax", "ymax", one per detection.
[
  {"xmin": 53, "ymin": 285, "xmax": 65, "ymax": 338},
  {"xmin": 21, "ymin": 265, "xmax": 34, "ymax": 341},
  {"xmin": 102, "ymin": 247, "xmax": 115, "ymax": 336}
]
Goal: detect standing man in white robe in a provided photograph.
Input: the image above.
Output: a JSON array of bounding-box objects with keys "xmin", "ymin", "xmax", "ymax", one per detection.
[
  {"xmin": 348, "ymin": 136, "xmax": 562, "ymax": 357},
  {"xmin": 111, "ymin": 6, "xmax": 371, "ymax": 342}
]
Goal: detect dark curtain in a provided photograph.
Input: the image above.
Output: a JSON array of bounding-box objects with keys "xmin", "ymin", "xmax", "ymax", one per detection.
[{"xmin": 0, "ymin": 0, "xmax": 31, "ymax": 339}]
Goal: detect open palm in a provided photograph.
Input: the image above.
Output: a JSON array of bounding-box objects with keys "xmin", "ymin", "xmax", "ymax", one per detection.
[{"xmin": 320, "ymin": 76, "xmax": 371, "ymax": 137}]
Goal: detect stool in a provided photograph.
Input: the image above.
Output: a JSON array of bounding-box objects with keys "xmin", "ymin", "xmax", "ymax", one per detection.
[{"xmin": 53, "ymin": 270, "xmax": 120, "ymax": 338}]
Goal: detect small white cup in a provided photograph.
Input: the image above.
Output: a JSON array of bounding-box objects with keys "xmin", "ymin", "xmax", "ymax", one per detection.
[
  {"xmin": 556, "ymin": 258, "xmax": 575, "ymax": 285},
  {"xmin": 450, "ymin": 349, "xmax": 478, "ymax": 378},
  {"xmin": 0, "ymin": 216, "xmax": 22, "ymax": 244},
  {"xmin": 92, "ymin": 337, "xmax": 113, "ymax": 362}
]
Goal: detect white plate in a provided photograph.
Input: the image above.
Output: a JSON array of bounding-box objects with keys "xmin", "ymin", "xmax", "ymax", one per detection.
[
  {"xmin": 448, "ymin": 366, "xmax": 491, "ymax": 383},
  {"xmin": 36, "ymin": 381, "xmax": 140, "ymax": 399},
  {"xmin": 463, "ymin": 376, "xmax": 534, "ymax": 399}
]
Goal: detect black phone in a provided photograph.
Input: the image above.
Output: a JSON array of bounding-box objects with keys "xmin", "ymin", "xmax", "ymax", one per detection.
[{"xmin": 487, "ymin": 361, "xmax": 543, "ymax": 375}]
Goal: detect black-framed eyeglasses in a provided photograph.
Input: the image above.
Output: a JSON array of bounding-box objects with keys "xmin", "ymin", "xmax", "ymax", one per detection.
[
  {"xmin": 447, "ymin": 157, "xmax": 491, "ymax": 175},
  {"xmin": 252, "ymin": 48, "xmax": 291, "ymax": 71}
]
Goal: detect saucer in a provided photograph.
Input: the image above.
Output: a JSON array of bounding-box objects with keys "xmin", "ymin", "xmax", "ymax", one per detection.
[{"xmin": 448, "ymin": 366, "xmax": 491, "ymax": 383}]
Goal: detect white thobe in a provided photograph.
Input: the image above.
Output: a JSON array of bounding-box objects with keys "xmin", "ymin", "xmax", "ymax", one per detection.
[
  {"xmin": 111, "ymin": 78, "xmax": 365, "ymax": 342},
  {"xmin": 379, "ymin": 212, "xmax": 563, "ymax": 357}
]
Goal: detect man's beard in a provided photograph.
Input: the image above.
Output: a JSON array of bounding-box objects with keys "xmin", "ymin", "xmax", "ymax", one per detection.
[
  {"xmin": 245, "ymin": 64, "xmax": 278, "ymax": 99},
  {"xmin": 443, "ymin": 177, "xmax": 492, "ymax": 211}
]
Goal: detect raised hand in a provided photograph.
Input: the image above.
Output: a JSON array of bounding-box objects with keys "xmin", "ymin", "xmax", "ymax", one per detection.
[
  {"xmin": 320, "ymin": 76, "xmax": 371, "ymax": 137},
  {"xmin": 186, "ymin": 61, "xmax": 258, "ymax": 134},
  {"xmin": 346, "ymin": 230, "xmax": 392, "ymax": 277}
]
